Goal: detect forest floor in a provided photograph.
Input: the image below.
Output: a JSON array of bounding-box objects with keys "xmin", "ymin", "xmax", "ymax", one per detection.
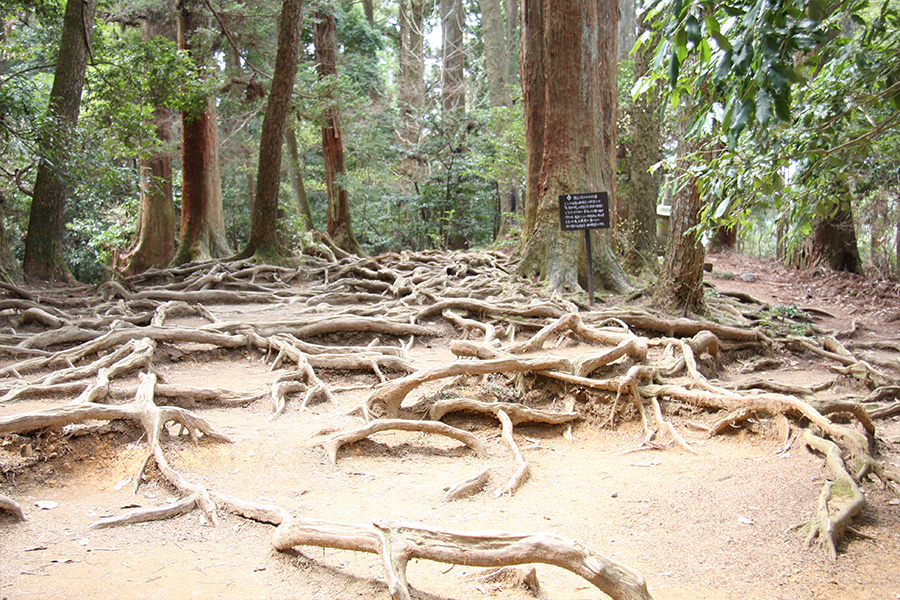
[{"xmin": 1, "ymin": 251, "xmax": 899, "ymax": 600}]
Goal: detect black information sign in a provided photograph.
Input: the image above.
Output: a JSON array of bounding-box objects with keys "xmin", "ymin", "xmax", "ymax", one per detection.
[{"xmin": 558, "ymin": 192, "xmax": 610, "ymax": 231}]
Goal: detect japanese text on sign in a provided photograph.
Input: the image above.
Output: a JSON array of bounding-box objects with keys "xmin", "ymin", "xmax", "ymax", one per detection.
[{"xmin": 558, "ymin": 192, "xmax": 610, "ymax": 231}]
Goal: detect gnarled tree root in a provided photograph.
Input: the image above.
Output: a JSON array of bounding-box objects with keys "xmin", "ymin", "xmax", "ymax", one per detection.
[
  {"xmin": 321, "ymin": 419, "xmax": 488, "ymax": 465},
  {"xmin": 272, "ymin": 517, "xmax": 655, "ymax": 600},
  {"xmin": 443, "ymin": 467, "xmax": 492, "ymax": 501},
  {"xmin": 800, "ymin": 429, "xmax": 865, "ymax": 560},
  {"xmin": 365, "ymin": 356, "xmax": 571, "ymax": 418}
]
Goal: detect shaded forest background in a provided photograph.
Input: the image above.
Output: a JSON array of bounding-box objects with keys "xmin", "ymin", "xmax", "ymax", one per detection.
[{"xmin": 0, "ymin": 0, "xmax": 898, "ymax": 288}]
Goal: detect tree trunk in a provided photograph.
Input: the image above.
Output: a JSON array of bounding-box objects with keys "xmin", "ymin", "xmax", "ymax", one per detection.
[
  {"xmin": 398, "ymin": 0, "xmax": 426, "ymax": 181},
  {"xmin": 173, "ymin": 0, "xmax": 230, "ymax": 265},
  {"xmin": 481, "ymin": 0, "xmax": 517, "ymax": 240},
  {"xmin": 0, "ymin": 193, "xmax": 22, "ymax": 283},
  {"xmin": 441, "ymin": 0, "xmax": 465, "ymax": 112},
  {"xmin": 812, "ymin": 187, "xmax": 862, "ymax": 275},
  {"xmin": 618, "ymin": 0, "xmax": 637, "ymax": 60},
  {"xmin": 315, "ymin": 11, "xmax": 361, "ymax": 255},
  {"xmin": 658, "ymin": 171, "xmax": 705, "ymax": 312},
  {"xmin": 519, "ymin": 0, "xmax": 544, "ymax": 231},
  {"xmin": 624, "ymin": 6, "xmax": 660, "ymax": 275},
  {"xmin": 285, "ymin": 123, "xmax": 314, "ymax": 231},
  {"xmin": 506, "ymin": 0, "xmax": 520, "ymax": 88},
  {"xmin": 516, "ymin": 0, "xmax": 630, "ymax": 295},
  {"xmin": 121, "ymin": 12, "xmax": 177, "ymax": 276},
  {"xmin": 239, "ymin": 0, "xmax": 305, "ymax": 261},
  {"xmin": 23, "ymin": 0, "xmax": 96, "ymax": 282}
]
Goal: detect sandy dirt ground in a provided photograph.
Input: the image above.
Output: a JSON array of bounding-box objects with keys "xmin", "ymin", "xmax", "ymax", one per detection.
[{"xmin": 2, "ymin": 253, "xmax": 899, "ymax": 600}]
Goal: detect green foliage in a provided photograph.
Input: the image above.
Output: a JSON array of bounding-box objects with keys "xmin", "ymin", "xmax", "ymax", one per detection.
[
  {"xmin": 756, "ymin": 304, "xmax": 814, "ymax": 336},
  {"xmin": 642, "ymin": 0, "xmax": 900, "ymax": 270}
]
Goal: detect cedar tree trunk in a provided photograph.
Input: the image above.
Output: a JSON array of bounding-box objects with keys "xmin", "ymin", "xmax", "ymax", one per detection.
[
  {"xmin": 239, "ymin": 0, "xmax": 305, "ymax": 261},
  {"xmin": 516, "ymin": 0, "xmax": 630, "ymax": 294},
  {"xmin": 23, "ymin": 0, "xmax": 96, "ymax": 282},
  {"xmin": 173, "ymin": 0, "xmax": 230, "ymax": 265},
  {"xmin": 314, "ymin": 11, "xmax": 362, "ymax": 255},
  {"xmin": 658, "ymin": 170, "xmax": 705, "ymax": 312},
  {"xmin": 399, "ymin": 0, "xmax": 426, "ymax": 181},
  {"xmin": 121, "ymin": 11, "xmax": 177, "ymax": 275},
  {"xmin": 441, "ymin": 0, "xmax": 465, "ymax": 112},
  {"xmin": 812, "ymin": 187, "xmax": 863, "ymax": 274}
]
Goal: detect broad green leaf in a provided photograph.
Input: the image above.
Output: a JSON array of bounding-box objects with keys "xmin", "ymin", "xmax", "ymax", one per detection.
[
  {"xmin": 685, "ymin": 15, "xmax": 701, "ymax": 47},
  {"xmin": 755, "ymin": 88, "xmax": 772, "ymax": 126},
  {"xmin": 715, "ymin": 50, "xmax": 733, "ymax": 82},
  {"xmin": 669, "ymin": 52, "xmax": 681, "ymax": 88}
]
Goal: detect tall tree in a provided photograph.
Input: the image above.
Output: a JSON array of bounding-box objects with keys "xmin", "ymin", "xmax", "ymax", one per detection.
[
  {"xmin": 441, "ymin": 0, "xmax": 465, "ymax": 112},
  {"xmin": 314, "ymin": 8, "xmax": 361, "ymax": 254},
  {"xmin": 398, "ymin": 0, "xmax": 426, "ymax": 178},
  {"xmin": 480, "ymin": 0, "xmax": 518, "ymax": 239},
  {"xmin": 238, "ymin": 0, "xmax": 305, "ymax": 260},
  {"xmin": 173, "ymin": 0, "xmax": 230, "ymax": 265},
  {"xmin": 516, "ymin": 0, "xmax": 630, "ymax": 294},
  {"xmin": 624, "ymin": 3, "xmax": 660, "ymax": 275},
  {"xmin": 120, "ymin": 8, "xmax": 178, "ymax": 275},
  {"xmin": 22, "ymin": 0, "xmax": 96, "ymax": 281},
  {"xmin": 811, "ymin": 184, "xmax": 862, "ymax": 274}
]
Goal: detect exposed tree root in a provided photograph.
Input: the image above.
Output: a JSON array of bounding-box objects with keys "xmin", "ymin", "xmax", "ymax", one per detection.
[
  {"xmin": 443, "ymin": 467, "xmax": 492, "ymax": 501},
  {"xmin": 800, "ymin": 429, "xmax": 866, "ymax": 560},
  {"xmin": 0, "ymin": 493, "xmax": 26, "ymax": 521},
  {"xmin": 271, "ymin": 517, "xmax": 655, "ymax": 600},
  {"xmin": 494, "ymin": 409, "xmax": 530, "ymax": 497},
  {"xmin": 428, "ymin": 397, "xmax": 580, "ymax": 426},
  {"xmin": 365, "ymin": 356, "xmax": 571, "ymax": 418},
  {"xmin": 321, "ymin": 419, "xmax": 488, "ymax": 464}
]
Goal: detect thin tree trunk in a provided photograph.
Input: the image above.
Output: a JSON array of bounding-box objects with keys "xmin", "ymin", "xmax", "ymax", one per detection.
[
  {"xmin": 441, "ymin": 0, "xmax": 465, "ymax": 112},
  {"xmin": 481, "ymin": 0, "xmax": 516, "ymax": 240},
  {"xmin": 506, "ymin": 0, "xmax": 520, "ymax": 88},
  {"xmin": 285, "ymin": 123, "xmax": 314, "ymax": 231},
  {"xmin": 398, "ymin": 0, "xmax": 426, "ymax": 182},
  {"xmin": 23, "ymin": 0, "xmax": 97, "ymax": 282},
  {"xmin": 520, "ymin": 0, "xmax": 544, "ymax": 231},
  {"xmin": 516, "ymin": 0, "xmax": 630, "ymax": 294},
  {"xmin": 239, "ymin": 0, "xmax": 305, "ymax": 260},
  {"xmin": 173, "ymin": 0, "xmax": 230, "ymax": 265},
  {"xmin": 315, "ymin": 11, "xmax": 361, "ymax": 254}
]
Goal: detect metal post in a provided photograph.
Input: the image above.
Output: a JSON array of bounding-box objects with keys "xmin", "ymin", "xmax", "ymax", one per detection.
[{"xmin": 584, "ymin": 228, "xmax": 594, "ymax": 305}]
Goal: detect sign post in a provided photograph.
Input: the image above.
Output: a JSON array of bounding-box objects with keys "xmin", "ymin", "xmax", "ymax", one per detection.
[{"xmin": 558, "ymin": 192, "xmax": 610, "ymax": 305}]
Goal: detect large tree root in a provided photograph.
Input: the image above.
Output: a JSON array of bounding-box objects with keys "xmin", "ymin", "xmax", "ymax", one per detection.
[
  {"xmin": 272, "ymin": 517, "xmax": 654, "ymax": 600},
  {"xmin": 321, "ymin": 419, "xmax": 488, "ymax": 464},
  {"xmin": 800, "ymin": 429, "xmax": 866, "ymax": 559},
  {"xmin": 365, "ymin": 356, "xmax": 571, "ymax": 418}
]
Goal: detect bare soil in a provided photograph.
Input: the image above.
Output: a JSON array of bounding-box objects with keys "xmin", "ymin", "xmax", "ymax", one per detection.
[{"xmin": 2, "ymin": 253, "xmax": 899, "ymax": 600}]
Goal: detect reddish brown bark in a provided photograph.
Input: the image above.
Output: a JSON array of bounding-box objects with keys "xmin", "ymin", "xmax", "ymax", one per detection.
[
  {"xmin": 516, "ymin": 0, "xmax": 630, "ymax": 294},
  {"xmin": 314, "ymin": 11, "xmax": 361, "ymax": 254},
  {"xmin": 121, "ymin": 12, "xmax": 177, "ymax": 275},
  {"xmin": 173, "ymin": 0, "xmax": 230, "ymax": 265}
]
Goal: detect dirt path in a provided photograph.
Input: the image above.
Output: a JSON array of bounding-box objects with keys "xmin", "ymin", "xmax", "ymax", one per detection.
[{"xmin": 2, "ymin": 254, "xmax": 899, "ymax": 600}]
